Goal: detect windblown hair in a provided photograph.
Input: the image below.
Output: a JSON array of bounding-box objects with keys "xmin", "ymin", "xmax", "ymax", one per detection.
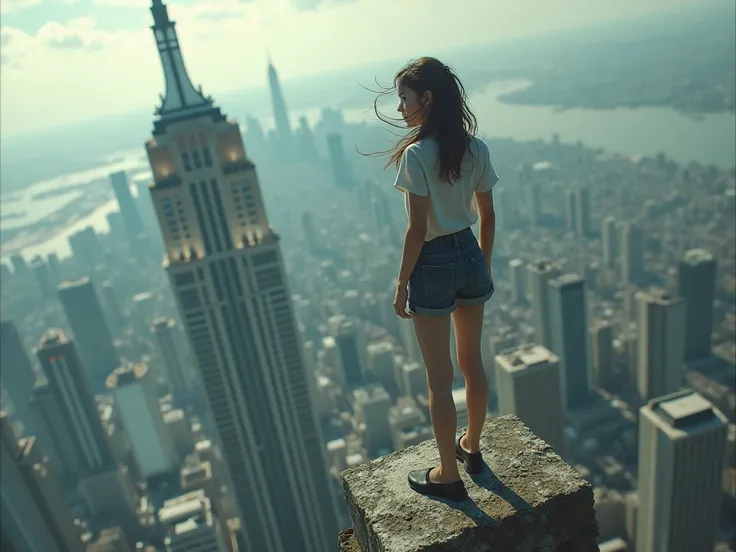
[{"xmin": 374, "ymin": 57, "xmax": 478, "ymax": 183}]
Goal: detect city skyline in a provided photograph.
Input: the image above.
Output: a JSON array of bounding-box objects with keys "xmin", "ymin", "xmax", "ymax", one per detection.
[{"xmin": 0, "ymin": 0, "xmax": 721, "ymax": 137}]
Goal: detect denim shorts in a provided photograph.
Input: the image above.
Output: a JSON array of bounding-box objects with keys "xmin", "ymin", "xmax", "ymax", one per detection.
[{"xmin": 408, "ymin": 227, "xmax": 494, "ymax": 317}]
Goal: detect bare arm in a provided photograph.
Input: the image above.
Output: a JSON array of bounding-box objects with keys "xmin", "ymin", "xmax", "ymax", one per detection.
[
  {"xmin": 475, "ymin": 190, "xmax": 495, "ymax": 272},
  {"xmin": 397, "ymin": 192, "xmax": 430, "ymax": 287}
]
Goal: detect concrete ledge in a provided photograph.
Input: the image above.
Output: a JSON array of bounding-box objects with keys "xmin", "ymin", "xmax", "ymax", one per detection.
[
  {"xmin": 340, "ymin": 415, "xmax": 598, "ymax": 552},
  {"xmin": 338, "ymin": 528, "xmax": 361, "ymax": 552}
]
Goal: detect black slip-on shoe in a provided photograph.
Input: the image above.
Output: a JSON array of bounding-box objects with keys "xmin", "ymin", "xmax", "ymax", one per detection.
[
  {"xmin": 455, "ymin": 433, "xmax": 483, "ymax": 474},
  {"xmin": 407, "ymin": 468, "xmax": 468, "ymax": 501}
]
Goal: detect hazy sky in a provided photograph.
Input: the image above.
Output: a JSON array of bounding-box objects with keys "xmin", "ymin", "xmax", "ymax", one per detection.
[{"xmin": 0, "ymin": 0, "xmax": 710, "ymax": 137}]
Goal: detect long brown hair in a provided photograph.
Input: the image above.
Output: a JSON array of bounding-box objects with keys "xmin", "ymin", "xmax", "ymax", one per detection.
[{"xmin": 374, "ymin": 57, "xmax": 478, "ymax": 183}]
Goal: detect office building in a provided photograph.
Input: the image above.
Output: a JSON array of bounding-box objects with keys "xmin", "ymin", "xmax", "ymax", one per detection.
[
  {"xmin": 565, "ymin": 190, "xmax": 577, "ymax": 235},
  {"xmin": 508, "ymin": 258, "xmax": 527, "ymax": 305},
  {"xmin": 637, "ymin": 390, "xmax": 727, "ymax": 552},
  {"xmin": 58, "ymin": 278, "xmax": 119, "ymax": 392},
  {"xmin": 621, "ymin": 222, "xmax": 644, "ymax": 285},
  {"xmin": 267, "ymin": 58, "xmax": 293, "ymax": 157},
  {"xmin": 0, "ymin": 412, "xmax": 85, "ymax": 552},
  {"xmin": 678, "ymin": 249, "xmax": 717, "ymax": 363},
  {"xmin": 0, "ymin": 320, "xmax": 37, "ymax": 435},
  {"xmin": 110, "ymin": 170, "xmax": 145, "ymax": 241},
  {"xmin": 354, "ymin": 384, "xmax": 393, "ymax": 455},
  {"xmin": 36, "ymin": 329, "xmax": 115, "ymax": 474},
  {"xmin": 326, "ymin": 133, "xmax": 354, "ymax": 189},
  {"xmin": 575, "ymin": 186, "xmax": 591, "ymax": 238},
  {"xmin": 602, "ymin": 216, "xmax": 618, "ymax": 268},
  {"xmin": 548, "ymin": 274, "xmax": 591, "ymax": 409},
  {"xmin": 495, "ymin": 345, "xmax": 566, "ymax": 455},
  {"xmin": 107, "ymin": 363, "xmax": 178, "ymax": 480},
  {"xmin": 160, "ymin": 490, "xmax": 227, "ymax": 552},
  {"xmin": 9, "ymin": 253, "xmax": 31, "ymax": 282},
  {"xmin": 527, "ymin": 260, "xmax": 559, "ymax": 349},
  {"xmin": 590, "ymin": 321, "xmax": 614, "ymax": 391},
  {"xmin": 366, "ymin": 341, "xmax": 398, "ymax": 398},
  {"xmin": 68, "ymin": 226, "xmax": 104, "ymax": 271},
  {"xmin": 335, "ymin": 318, "xmax": 365, "ymax": 386},
  {"xmin": 636, "ymin": 289, "xmax": 686, "ymax": 402},
  {"xmin": 143, "ymin": 2, "xmax": 338, "ymax": 549},
  {"xmin": 151, "ymin": 317, "xmax": 190, "ymax": 398}
]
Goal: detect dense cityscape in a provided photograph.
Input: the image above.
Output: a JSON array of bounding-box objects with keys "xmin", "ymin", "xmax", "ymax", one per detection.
[{"xmin": 1, "ymin": 1, "xmax": 735, "ymax": 551}]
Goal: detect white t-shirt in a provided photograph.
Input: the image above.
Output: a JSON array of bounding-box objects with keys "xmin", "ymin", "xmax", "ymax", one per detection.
[{"xmin": 393, "ymin": 136, "xmax": 499, "ymax": 241}]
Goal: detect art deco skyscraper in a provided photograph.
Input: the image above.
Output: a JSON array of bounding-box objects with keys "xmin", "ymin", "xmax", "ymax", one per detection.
[
  {"xmin": 143, "ymin": 2, "xmax": 337, "ymax": 549},
  {"xmin": 678, "ymin": 249, "xmax": 717, "ymax": 363},
  {"xmin": 637, "ymin": 390, "xmax": 727, "ymax": 552}
]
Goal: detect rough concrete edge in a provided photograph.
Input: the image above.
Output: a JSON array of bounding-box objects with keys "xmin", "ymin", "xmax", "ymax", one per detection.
[{"xmin": 338, "ymin": 528, "xmax": 363, "ymax": 552}]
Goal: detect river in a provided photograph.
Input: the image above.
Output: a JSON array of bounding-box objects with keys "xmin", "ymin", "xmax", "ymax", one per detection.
[{"xmin": 2, "ymin": 80, "xmax": 734, "ymax": 263}]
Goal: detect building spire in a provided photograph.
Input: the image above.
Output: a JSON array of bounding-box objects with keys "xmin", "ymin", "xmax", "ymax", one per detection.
[{"xmin": 150, "ymin": 0, "xmax": 213, "ymax": 120}]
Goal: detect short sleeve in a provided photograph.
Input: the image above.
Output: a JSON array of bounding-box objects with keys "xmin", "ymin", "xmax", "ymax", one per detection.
[
  {"xmin": 476, "ymin": 143, "xmax": 499, "ymax": 193},
  {"xmin": 393, "ymin": 147, "xmax": 429, "ymax": 197}
]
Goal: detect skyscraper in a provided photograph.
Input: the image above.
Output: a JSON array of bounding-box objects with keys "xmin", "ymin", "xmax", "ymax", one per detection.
[
  {"xmin": 68, "ymin": 227, "xmax": 104, "ymax": 272},
  {"xmin": 636, "ymin": 289, "xmax": 685, "ymax": 402},
  {"xmin": 109, "ymin": 170, "xmax": 145, "ymax": 241},
  {"xmin": 621, "ymin": 222, "xmax": 644, "ymax": 285},
  {"xmin": 107, "ymin": 363, "xmax": 178, "ymax": 480},
  {"xmin": 334, "ymin": 318, "xmax": 365, "ymax": 387},
  {"xmin": 58, "ymin": 278, "xmax": 119, "ymax": 392},
  {"xmin": 601, "ymin": 216, "xmax": 618, "ymax": 268},
  {"xmin": 35, "ymin": 329, "xmax": 115, "ymax": 475},
  {"xmin": 151, "ymin": 317, "xmax": 191, "ymax": 398},
  {"xmin": 508, "ymin": 259, "xmax": 527, "ymax": 305},
  {"xmin": 575, "ymin": 186, "xmax": 591, "ymax": 238},
  {"xmin": 527, "ymin": 260, "xmax": 559, "ymax": 349},
  {"xmin": 267, "ymin": 58, "xmax": 293, "ymax": 156},
  {"xmin": 29, "ymin": 255, "xmax": 55, "ymax": 297},
  {"xmin": 548, "ymin": 274, "xmax": 591, "ymax": 409},
  {"xmin": 143, "ymin": 2, "xmax": 337, "ymax": 549},
  {"xmin": 678, "ymin": 249, "xmax": 717, "ymax": 363},
  {"xmin": 326, "ymin": 133, "xmax": 355, "ymax": 189},
  {"xmin": 0, "ymin": 320, "xmax": 37, "ymax": 435},
  {"xmin": 495, "ymin": 345, "xmax": 566, "ymax": 455},
  {"xmin": 0, "ymin": 412, "xmax": 85, "ymax": 552},
  {"xmin": 565, "ymin": 190, "xmax": 577, "ymax": 235},
  {"xmin": 637, "ymin": 390, "xmax": 727, "ymax": 552},
  {"xmin": 528, "ymin": 182, "xmax": 542, "ymax": 226},
  {"xmin": 590, "ymin": 320, "xmax": 614, "ymax": 391}
]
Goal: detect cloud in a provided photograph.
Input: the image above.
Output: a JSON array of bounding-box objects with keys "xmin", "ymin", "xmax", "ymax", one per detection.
[
  {"xmin": 0, "ymin": 0, "xmax": 40, "ymax": 15},
  {"xmin": 0, "ymin": 26, "xmax": 33, "ymax": 66},
  {"xmin": 290, "ymin": 0, "xmax": 357, "ymax": 9},
  {"xmin": 36, "ymin": 19, "xmax": 105, "ymax": 51}
]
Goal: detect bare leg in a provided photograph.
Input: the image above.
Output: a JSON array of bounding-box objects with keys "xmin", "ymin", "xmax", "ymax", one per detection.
[
  {"xmin": 452, "ymin": 304, "xmax": 488, "ymax": 454},
  {"xmin": 413, "ymin": 313, "xmax": 460, "ymax": 483}
]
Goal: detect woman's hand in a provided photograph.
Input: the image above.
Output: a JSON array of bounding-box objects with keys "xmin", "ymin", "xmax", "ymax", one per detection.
[{"xmin": 393, "ymin": 283, "xmax": 412, "ymax": 319}]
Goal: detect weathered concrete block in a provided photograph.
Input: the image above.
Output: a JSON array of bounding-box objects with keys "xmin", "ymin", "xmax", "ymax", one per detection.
[
  {"xmin": 338, "ymin": 528, "xmax": 362, "ymax": 552},
  {"xmin": 340, "ymin": 415, "xmax": 598, "ymax": 552}
]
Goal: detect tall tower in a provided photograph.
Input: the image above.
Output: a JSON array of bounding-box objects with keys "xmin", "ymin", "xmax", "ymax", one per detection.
[
  {"xmin": 0, "ymin": 412, "xmax": 85, "ymax": 552},
  {"xmin": 508, "ymin": 259, "xmax": 527, "ymax": 305},
  {"xmin": 0, "ymin": 320, "xmax": 37, "ymax": 435},
  {"xmin": 590, "ymin": 320, "xmax": 614, "ymax": 391},
  {"xmin": 267, "ymin": 58, "xmax": 293, "ymax": 156},
  {"xmin": 636, "ymin": 289, "xmax": 685, "ymax": 402},
  {"xmin": 637, "ymin": 390, "xmax": 727, "ymax": 552},
  {"xmin": 35, "ymin": 330, "xmax": 115, "ymax": 475},
  {"xmin": 548, "ymin": 274, "xmax": 591, "ymax": 409},
  {"xmin": 495, "ymin": 345, "xmax": 566, "ymax": 456},
  {"xmin": 143, "ymin": 2, "xmax": 338, "ymax": 550},
  {"xmin": 106, "ymin": 363, "xmax": 179, "ymax": 480},
  {"xmin": 109, "ymin": 170, "xmax": 145, "ymax": 242},
  {"xmin": 678, "ymin": 249, "xmax": 717, "ymax": 363},
  {"xmin": 621, "ymin": 222, "xmax": 644, "ymax": 285},
  {"xmin": 564, "ymin": 190, "xmax": 577, "ymax": 235},
  {"xmin": 58, "ymin": 278, "xmax": 119, "ymax": 392},
  {"xmin": 527, "ymin": 260, "xmax": 559, "ymax": 349},
  {"xmin": 601, "ymin": 216, "xmax": 618, "ymax": 268},
  {"xmin": 575, "ymin": 186, "xmax": 591, "ymax": 238}
]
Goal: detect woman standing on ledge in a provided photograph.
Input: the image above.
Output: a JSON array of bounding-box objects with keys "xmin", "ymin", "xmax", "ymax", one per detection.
[{"xmin": 386, "ymin": 57, "xmax": 498, "ymax": 501}]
